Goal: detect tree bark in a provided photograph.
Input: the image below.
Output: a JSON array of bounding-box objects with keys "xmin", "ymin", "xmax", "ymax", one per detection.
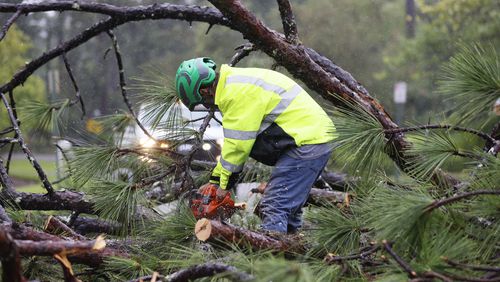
[
  {"xmin": 5, "ymin": 224, "xmax": 128, "ymax": 267},
  {"xmin": 194, "ymin": 218, "xmax": 304, "ymax": 253},
  {"xmin": 44, "ymin": 216, "xmax": 87, "ymax": 240},
  {"xmin": 0, "ymin": 228, "xmax": 27, "ymax": 282},
  {"xmin": 0, "ymin": 190, "xmax": 95, "ymax": 214},
  {"xmin": 307, "ymin": 188, "xmax": 350, "ymax": 207},
  {"xmin": 15, "ymin": 236, "xmax": 105, "ymax": 256}
]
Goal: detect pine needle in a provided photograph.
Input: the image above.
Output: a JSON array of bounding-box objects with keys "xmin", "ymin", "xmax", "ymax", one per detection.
[
  {"xmin": 305, "ymin": 204, "xmax": 362, "ymax": 257},
  {"xmin": 439, "ymin": 43, "xmax": 500, "ymax": 126},
  {"xmin": 330, "ymin": 100, "xmax": 387, "ymax": 177},
  {"xmin": 69, "ymin": 145, "xmax": 121, "ymax": 187},
  {"xmin": 19, "ymin": 99, "xmax": 69, "ymax": 136},
  {"xmin": 87, "ymin": 180, "xmax": 147, "ymax": 235},
  {"xmin": 406, "ymin": 130, "xmax": 477, "ymax": 181},
  {"xmin": 359, "ymin": 186, "xmax": 439, "ymax": 253}
]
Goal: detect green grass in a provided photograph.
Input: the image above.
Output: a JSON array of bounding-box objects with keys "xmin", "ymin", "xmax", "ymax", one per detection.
[
  {"xmin": 8, "ymin": 158, "xmax": 57, "ymax": 181},
  {"xmin": 7, "ymin": 158, "xmax": 58, "ymax": 193},
  {"xmin": 16, "ymin": 184, "xmax": 46, "ymax": 193}
]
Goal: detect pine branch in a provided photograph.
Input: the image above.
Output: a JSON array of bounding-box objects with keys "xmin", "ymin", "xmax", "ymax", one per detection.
[
  {"xmin": 443, "ymin": 258, "xmax": 500, "ymax": 272},
  {"xmin": 324, "ymin": 245, "xmax": 381, "ymax": 264},
  {"xmin": 382, "ymin": 240, "xmax": 417, "ymax": 278},
  {"xmin": 424, "ymin": 190, "xmax": 500, "ymax": 213},
  {"xmin": 276, "ymin": 0, "xmax": 299, "ymax": 44},
  {"xmin": 0, "ymin": 93, "xmax": 54, "ymax": 194},
  {"xmin": 385, "ymin": 124, "xmax": 497, "ymax": 146},
  {"xmin": 62, "ymin": 53, "xmax": 86, "ymax": 119}
]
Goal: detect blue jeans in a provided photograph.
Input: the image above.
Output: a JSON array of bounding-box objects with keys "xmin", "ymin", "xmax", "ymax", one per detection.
[{"xmin": 260, "ymin": 151, "xmax": 331, "ymax": 233}]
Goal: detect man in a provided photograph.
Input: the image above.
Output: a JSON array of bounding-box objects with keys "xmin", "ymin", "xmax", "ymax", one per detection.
[{"xmin": 175, "ymin": 57, "xmax": 336, "ymax": 234}]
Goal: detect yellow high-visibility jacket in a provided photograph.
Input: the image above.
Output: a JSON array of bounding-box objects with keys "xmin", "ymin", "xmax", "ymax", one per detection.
[{"xmin": 210, "ymin": 64, "xmax": 337, "ymax": 189}]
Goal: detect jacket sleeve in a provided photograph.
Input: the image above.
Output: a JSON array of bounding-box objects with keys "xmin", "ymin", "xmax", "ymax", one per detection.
[{"xmin": 211, "ymin": 88, "xmax": 267, "ymax": 189}]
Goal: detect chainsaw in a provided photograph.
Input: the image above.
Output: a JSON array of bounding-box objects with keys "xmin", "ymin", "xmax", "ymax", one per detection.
[{"xmin": 190, "ymin": 183, "xmax": 246, "ymax": 220}]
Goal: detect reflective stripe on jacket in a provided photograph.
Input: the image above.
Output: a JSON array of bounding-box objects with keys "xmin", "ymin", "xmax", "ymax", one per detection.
[{"xmin": 211, "ymin": 64, "xmax": 337, "ymax": 189}]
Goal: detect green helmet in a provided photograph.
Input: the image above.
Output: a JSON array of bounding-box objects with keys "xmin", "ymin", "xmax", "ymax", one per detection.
[{"xmin": 175, "ymin": 57, "xmax": 217, "ymax": 110}]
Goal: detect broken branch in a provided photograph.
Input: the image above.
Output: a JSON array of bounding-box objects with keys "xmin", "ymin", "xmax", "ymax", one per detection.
[
  {"xmin": 276, "ymin": 0, "xmax": 299, "ymax": 44},
  {"xmin": 166, "ymin": 262, "xmax": 253, "ymax": 282},
  {"xmin": 44, "ymin": 216, "xmax": 87, "ymax": 241},
  {"xmin": 195, "ymin": 218, "xmax": 304, "ymax": 253},
  {"xmin": 0, "ymin": 228, "xmax": 26, "ymax": 282}
]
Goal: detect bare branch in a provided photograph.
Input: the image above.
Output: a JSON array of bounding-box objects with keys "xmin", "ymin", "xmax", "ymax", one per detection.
[
  {"xmin": 0, "ymin": 158, "xmax": 15, "ymax": 193},
  {"xmin": 0, "ymin": 127, "xmax": 14, "ymax": 135},
  {"xmin": 106, "ymin": 30, "xmax": 157, "ymax": 142},
  {"xmin": 0, "ymin": 228, "xmax": 26, "ymax": 282},
  {"xmin": 5, "ymin": 90, "xmax": 18, "ymax": 174},
  {"xmin": 5, "ymin": 223, "xmax": 128, "ymax": 267},
  {"xmin": 0, "ymin": 9, "xmax": 21, "ymax": 42},
  {"xmin": 276, "ymin": 0, "xmax": 299, "ymax": 44},
  {"xmin": 0, "ymin": 3, "xmax": 230, "ymax": 95},
  {"xmin": 382, "ymin": 240, "xmax": 417, "ymax": 278},
  {"xmin": 44, "ymin": 215, "xmax": 87, "ymax": 241},
  {"xmin": 229, "ymin": 42, "xmax": 256, "ymax": 67},
  {"xmin": 71, "ymin": 217, "xmax": 120, "ymax": 235},
  {"xmin": 165, "ymin": 262, "xmax": 253, "ymax": 282},
  {"xmin": 443, "ymin": 258, "xmax": 500, "ymax": 272},
  {"xmin": 424, "ymin": 190, "xmax": 500, "ymax": 213},
  {"xmin": 1, "ymin": 92, "xmax": 54, "ymax": 194},
  {"xmin": 15, "ymin": 236, "xmax": 105, "ymax": 256},
  {"xmin": 62, "ymin": 53, "xmax": 86, "ymax": 119},
  {"xmin": 324, "ymin": 245, "xmax": 381, "ymax": 264},
  {"xmin": 0, "ymin": 190, "xmax": 95, "ymax": 214}
]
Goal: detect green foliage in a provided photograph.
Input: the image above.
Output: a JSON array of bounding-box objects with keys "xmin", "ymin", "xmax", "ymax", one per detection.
[
  {"xmin": 87, "ymin": 180, "xmax": 147, "ymax": 235},
  {"xmin": 19, "ymin": 99, "xmax": 70, "ymax": 137},
  {"xmin": 130, "ymin": 71, "xmax": 178, "ymax": 131},
  {"xmin": 103, "ymin": 256, "xmax": 154, "ymax": 281},
  {"xmin": 439, "ymin": 44, "xmax": 500, "ymax": 125},
  {"xmin": 330, "ymin": 101, "xmax": 387, "ymax": 176},
  {"xmin": 95, "ymin": 111, "xmax": 136, "ymax": 143},
  {"xmin": 414, "ymin": 228, "xmax": 478, "ymax": 272},
  {"xmin": 69, "ymin": 145, "xmax": 122, "ymax": 187},
  {"xmin": 359, "ymin": 186, "xmax": 439, "ymax": 253},
  {"xmin": 142, "ymin": 202, "xmax": 196, "ymax": 247},
  {"xmin": 0, "ymin": 25, "xmax": 46, "ymax": 132},
  {"xmin": 406, "ymin": 130, "xmax": 477, "ymax": 181},
  {"xmin": 306, "ymin": 204, "xmax": 362, "ymax": 257}
]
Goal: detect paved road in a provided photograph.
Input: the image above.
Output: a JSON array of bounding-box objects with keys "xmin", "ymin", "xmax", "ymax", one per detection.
[{"xmin": 1, "ymin": 152, "xmax": 56, "ymax": 162}]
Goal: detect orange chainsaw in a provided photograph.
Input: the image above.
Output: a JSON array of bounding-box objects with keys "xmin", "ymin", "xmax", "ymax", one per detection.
[{"xmin": 190, "ymin": 183, "xmax": 246, "ymax": 220}]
